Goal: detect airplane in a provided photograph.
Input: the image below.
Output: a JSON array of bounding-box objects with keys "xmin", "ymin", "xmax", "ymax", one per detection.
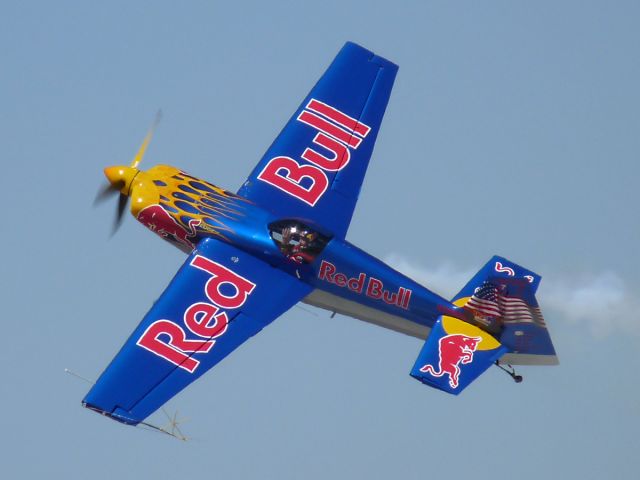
[{"xmin": 83, "ymin": 42, "xmax": 557, "ymax": 429}]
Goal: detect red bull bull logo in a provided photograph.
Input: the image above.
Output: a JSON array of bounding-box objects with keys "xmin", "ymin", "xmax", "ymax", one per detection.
[
  {"xmin": 137, "ymin": 204, "xmax": 201, "ymax": 250},
  {"xmin": 420, "ymin": 334, "xmax": 482, "ymax": 389}
]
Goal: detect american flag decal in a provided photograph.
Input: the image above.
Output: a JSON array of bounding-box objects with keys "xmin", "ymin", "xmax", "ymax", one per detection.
[{"xmin": 465, "ymin": 281, "xmax": 546, "ymax": 327}]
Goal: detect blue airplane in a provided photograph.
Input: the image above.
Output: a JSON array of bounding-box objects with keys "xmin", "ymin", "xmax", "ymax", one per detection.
[{"xmin": 84, "ymin": 42, "xmax": 557, "ymax": 429}]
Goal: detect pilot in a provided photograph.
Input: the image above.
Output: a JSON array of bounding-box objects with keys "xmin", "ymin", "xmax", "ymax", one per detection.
[
  {"xmin": 289, "ymin": 231, "xmax": 317, "ymax": 264},
  {"xmin": 280, "ymin": 225, "xmax": 299, "ymax": 254}
]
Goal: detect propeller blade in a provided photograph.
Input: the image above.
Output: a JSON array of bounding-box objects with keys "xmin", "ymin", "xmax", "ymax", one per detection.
[
  {"xmin": 131, "ymin": 110, "xmax": 162, "ymax": 169},
  {"xmin": 112, "ymin": 193, "xmax": 129, "ymax": 235},
  {"xmin": 93, "ymin": 181, "xmax": 123, "ymax": 206}
]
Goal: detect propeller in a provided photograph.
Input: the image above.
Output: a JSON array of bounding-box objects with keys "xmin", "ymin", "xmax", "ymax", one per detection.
[
  {"xmin": 95, "ymin": 110, "xmax": 162, "ymax": 235},
  {"xmin": 131, "ymin": 110, "xmax": 162, "ymax": 169},
  {"xmin": 93, "ymin": 181, "xmax": 122, "ymax": 205},
  {"xmin": 114, "ymin": 190, "xmax": 129, "ymax": 235}
]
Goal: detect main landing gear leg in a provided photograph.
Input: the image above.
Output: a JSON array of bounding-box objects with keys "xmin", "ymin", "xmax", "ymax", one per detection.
[{"xmin": 495, "ymin": 360, "xmax": 523, "ymax": 384}]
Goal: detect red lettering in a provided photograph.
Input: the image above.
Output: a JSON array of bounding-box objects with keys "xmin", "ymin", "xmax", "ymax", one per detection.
[
  {"xmin": 257, "ymin": 156, "xmax": 328, "ymax": 206},
  {"xmin": 301, "ymin": 133, "xmax": 350, "ymax": 171},
  {"xmin": 318, "ymin": 260, "xmax": 336, "ymax": 281},
  {"xmin": 403, "ymin": 289, "xmax": 412, "ymax": 309},
  {"xmin": 334, "ymin": 273, "xmax": 347, "ymax": 287},
  {"xmin": 298, "ymin": 111, "xmax": 362, "ymax": 149},
  {"xmin": 184, "ymin": 302, "xmax": 229, "ymax": 339},
  {"xmin": 191, "ymin": 256, "xmax": 256, "ymax": 309},
  {"xmin": 307, "ymin": 99, "xmax": 371, "ymax": 138},
  {"xmin": 495, "ymin": 261, "xmax": 515, "ymax": 276},
  {"xmin": 348, "ymin": 273, "xmax": 366, "ymax": 293},
  {"xmin": 137, "ymin": 320, "xmax": 214, "ymax": 373},
  {"xmin": 316, "ymin": 259, "xmax": 412, "ymax": 311},
  {"xmin": 397, "ymin": 288, "xmax": 405, "ymax": 308},
  {"xmin": 366, "ymin": 278, "xmax": 383, "ymax": 299},
  {"xmin": 383, "ymin": 290, "xmax": 398, "ymax": 305}
]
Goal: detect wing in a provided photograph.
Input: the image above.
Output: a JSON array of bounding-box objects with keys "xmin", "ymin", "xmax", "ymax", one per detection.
[
  {"xmin": 237, "ymin": 42, "xmax": 398, "ymax": 239},
  {"xmin": 83, "ymin": 238, "xmax": 311, "ymax": 425}
]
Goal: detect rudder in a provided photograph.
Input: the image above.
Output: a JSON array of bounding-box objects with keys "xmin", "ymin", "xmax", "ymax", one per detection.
[{"xmin": 452, "ymin": 255, "xmax": 557, "ymax": 365}]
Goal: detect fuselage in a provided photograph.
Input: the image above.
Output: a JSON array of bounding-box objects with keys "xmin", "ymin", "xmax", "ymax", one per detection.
[{"xmin": 132, "ymin": 165, "xmax": 466, "ymax": 332}]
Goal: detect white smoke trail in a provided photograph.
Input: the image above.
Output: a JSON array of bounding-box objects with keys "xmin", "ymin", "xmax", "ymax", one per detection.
[
  {"xmin": 540, "ymin": 272, "xmax": 639, "ymax": 337},
  {"xmin": 384, "ymin": 254, "xmax": 640, "ymax": 338},
  {"xmin": 384, "ymin": 253, "xmax": 474, "ymax": 299}
]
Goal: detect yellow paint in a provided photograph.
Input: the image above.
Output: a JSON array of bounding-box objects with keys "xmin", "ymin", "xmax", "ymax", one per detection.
[
  {"xmin": 101, "ymin": 115, "xmax": 248, "ymax": 244},
  {"xmin": 103, "ymin": 166, "xmax": 159, "ymax": 216},
  {"xmin": 441, "ymin": 316, "xmax": 502, "ymax": 351},
  {"xmin": 129, "ymin": 171, "xmax": 159, "ymax": 217},
  {"xmin": 453, "ymin": 297, "xmax": 471, "ymax": 308}
]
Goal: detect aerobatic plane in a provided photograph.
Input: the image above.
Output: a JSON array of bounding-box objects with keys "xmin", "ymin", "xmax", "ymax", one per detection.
[{"xmin": 84, "ymin": 42, "xmax": 557, "ymax": 429}]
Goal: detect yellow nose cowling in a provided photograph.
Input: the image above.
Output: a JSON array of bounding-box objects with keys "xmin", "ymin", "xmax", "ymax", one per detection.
[
  {"xmin": 103, "ymin": 165, "xmax": 159, "ymax": 217},
  {"xmin": 104, "ymin": 166, "xmax": 138, "ymax": 193}
]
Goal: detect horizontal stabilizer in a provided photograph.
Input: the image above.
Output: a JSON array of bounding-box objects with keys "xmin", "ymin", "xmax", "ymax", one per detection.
[{"xmin": 410, "ymin": 316, "xmax": 507, "ymax": 394}]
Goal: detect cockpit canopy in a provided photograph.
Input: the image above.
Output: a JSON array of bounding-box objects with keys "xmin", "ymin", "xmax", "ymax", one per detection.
[{"xmin": 269, "ymin": 220, "xmax": 330, "ymax": 264}]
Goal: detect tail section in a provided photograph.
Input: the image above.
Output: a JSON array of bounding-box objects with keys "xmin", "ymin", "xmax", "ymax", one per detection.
[
  {"xmin": 451, "ymin": 255, "xmax": 557, "ymax": 366},
  {"xmin": 411, "ymin": 256, "xmax": 557, "ymax": 395}
]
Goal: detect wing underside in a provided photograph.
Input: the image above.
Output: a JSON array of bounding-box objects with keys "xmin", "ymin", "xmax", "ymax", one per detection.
[
  {"xmin": 237, "ymin": 42, "xmax": 398, "ymax": 238},
  {"xmin": 83, "ymin": 238, "xmax": 311, "ymax": 425}
]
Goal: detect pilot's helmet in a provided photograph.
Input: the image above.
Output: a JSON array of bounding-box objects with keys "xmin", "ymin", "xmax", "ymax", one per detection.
[{"xmin": 298, "ymin": 230, "xmax": 317, "ymax": 247}]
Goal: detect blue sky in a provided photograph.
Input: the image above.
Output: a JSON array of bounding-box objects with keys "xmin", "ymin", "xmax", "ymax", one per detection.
[{"xmin": 1, "ymin": 1, "xmax": 639, "ymax": 478}]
